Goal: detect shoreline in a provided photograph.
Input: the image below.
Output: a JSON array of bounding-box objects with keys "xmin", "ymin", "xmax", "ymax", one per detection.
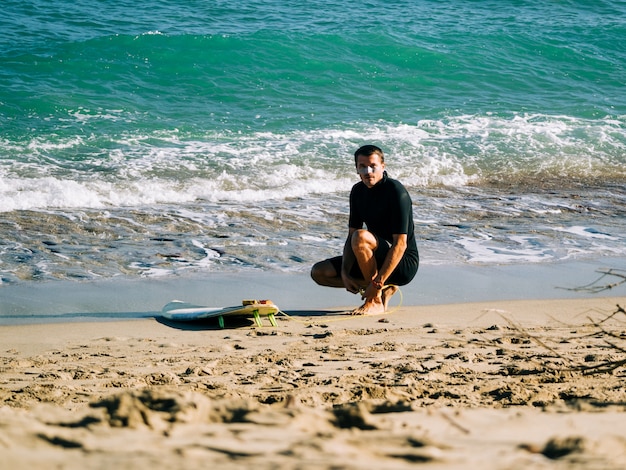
[
  {"xmin": 2, "ymin": 295, "xmax": 625, "ymax": 356},
  {"xmin": 2, "ymin": 257, "xmax": 626, "ymax": 325}
]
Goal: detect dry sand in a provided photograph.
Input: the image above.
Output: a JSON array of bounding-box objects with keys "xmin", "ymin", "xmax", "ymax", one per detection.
[{"xmin": 1, "ymin": 295, "xmax": 626, "ymax": 469}]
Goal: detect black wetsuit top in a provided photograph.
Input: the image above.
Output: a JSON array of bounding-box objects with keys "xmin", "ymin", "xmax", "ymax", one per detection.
[{"xmin": 348, "ymin": 171, "xmax": 419, "ymax": 285}]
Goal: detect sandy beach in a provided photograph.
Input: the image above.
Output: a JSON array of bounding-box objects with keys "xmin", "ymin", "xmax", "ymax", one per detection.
[{"xmin": 1, "ymin": 272, "xmax": 626, "ymax": 469}]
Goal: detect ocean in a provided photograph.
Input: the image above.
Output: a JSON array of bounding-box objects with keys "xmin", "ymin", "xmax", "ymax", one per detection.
[{"xmin": 2, "ymin": 0, "xmax": 626, "ymax": 288}]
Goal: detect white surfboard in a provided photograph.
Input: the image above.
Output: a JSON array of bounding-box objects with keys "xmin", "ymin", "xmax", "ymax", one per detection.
[{"xmin": 161, "ymin": 299, "xmax": 279, "ymax": 328}]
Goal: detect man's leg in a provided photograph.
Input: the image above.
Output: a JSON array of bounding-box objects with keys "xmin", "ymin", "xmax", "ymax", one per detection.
[
  {"xmin": 350, "ymin": 230, "xmax": 385, "ymax": 315},
  {"xmin": 311, "ymin": 233, "xmax": 395, "ymax": 314},
  {"xmin": 350, "ymin": 229, "xmax": 378, "ymax": 283},
  {"xmin": 381, "ymin": 285, "xmax": 399, "ymax": 310},
  {"xmin": 310, "ymin": 258, "xmax": 344, "ymax": 287}
]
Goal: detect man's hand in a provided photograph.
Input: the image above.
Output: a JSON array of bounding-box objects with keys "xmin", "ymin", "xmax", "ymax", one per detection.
[
  {"xmin": 361, "ymin": 282, "xmax": 381, "ymax": 302},
  {"xmin": 341, "ymin": 272, "xmax": 361, "ymax": 294}
]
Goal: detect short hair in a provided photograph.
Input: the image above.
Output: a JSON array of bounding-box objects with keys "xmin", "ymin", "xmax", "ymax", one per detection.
[{"xmin": 354, "ymin": 145, "xmax": 384, "ymax": 165}]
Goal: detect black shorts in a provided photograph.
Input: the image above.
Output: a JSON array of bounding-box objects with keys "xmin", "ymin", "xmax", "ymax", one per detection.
[{"xmin": 328, "ymin": 237, "xmax": 419, "ymax": 286}]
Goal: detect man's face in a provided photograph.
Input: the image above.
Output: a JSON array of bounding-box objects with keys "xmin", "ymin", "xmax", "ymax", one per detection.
[{"xmin": 356, "ymin": 153, "xmax": 385, "ymax": 188}]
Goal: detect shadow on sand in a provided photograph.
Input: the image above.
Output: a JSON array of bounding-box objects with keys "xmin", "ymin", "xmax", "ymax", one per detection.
[{"xmin": 156, "ymin": 309, "xmax": 348, "ymax": 331}]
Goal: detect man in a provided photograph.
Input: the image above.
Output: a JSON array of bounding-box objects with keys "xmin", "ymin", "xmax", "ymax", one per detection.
[{"xmin": 311, "ymin": 145, "xmax": 419, "ymax": 315}]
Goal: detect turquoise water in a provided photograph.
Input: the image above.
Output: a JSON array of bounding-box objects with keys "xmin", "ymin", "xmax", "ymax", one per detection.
[{"xmin": 1, "ymin": 0, "xmax": 626, "ymax": 284}]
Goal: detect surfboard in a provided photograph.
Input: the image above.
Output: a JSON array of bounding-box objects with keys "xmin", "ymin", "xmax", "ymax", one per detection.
[{"xmin": 161, "ymin": 299, "xmax": 279, "ymax": 328}]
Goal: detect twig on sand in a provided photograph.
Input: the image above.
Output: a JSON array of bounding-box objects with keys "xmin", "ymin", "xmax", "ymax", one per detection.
[
  {"xmin": 595, "ymin": 304, "xmax": 626, "ymax": 325},
  {"xmin": 439, "ymin": 411, "xmax": 471, "ymax": 435},
  {"xmin": 577, "ymin": 355, "xmax": 626, "ymax": 375},
  {"xmin": 487, "ymin": 305, "xmax": 626, "ymax": 377},
  {"xmin": 558, "ymin": 268, "xmax": 626, "ymax": 294},
  {"xmin": 495, "ymin": 313, "xmax": 569, "ymax": 362}
]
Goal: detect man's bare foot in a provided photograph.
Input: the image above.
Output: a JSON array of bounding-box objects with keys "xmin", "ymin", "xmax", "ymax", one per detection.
[
  {"xmin": 350, "ymin": 297, "xmax": 385, "ymax": 315},
  {"xmin": 381, "ymin": 285, "xmax": 398, "ymax": 310}
]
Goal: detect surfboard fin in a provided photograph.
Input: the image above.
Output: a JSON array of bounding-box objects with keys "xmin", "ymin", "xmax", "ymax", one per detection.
[{"xmin": 252, "ymin": 310, "xmax": 262, "ymax": 327}]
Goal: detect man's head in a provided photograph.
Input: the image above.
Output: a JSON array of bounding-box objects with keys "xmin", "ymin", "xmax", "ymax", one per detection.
[{"xmin": 354, "ymin": 145, "xmax": 385, "ymax": 188}]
